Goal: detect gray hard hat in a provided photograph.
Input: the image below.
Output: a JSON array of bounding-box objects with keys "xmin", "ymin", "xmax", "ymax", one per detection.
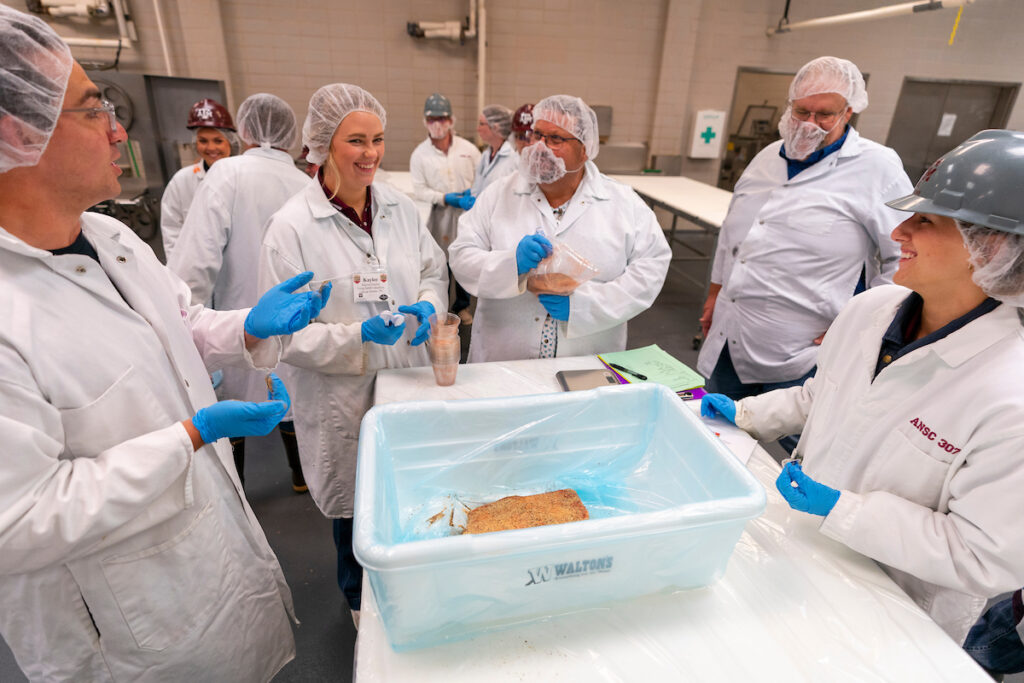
[
  {"xmin": 886, "ymin": 129, "xmax": 1024, "ymax": 235},
  {"xmin": 424, "ymin": 92, "xmax": 452, "ymax": 118}
]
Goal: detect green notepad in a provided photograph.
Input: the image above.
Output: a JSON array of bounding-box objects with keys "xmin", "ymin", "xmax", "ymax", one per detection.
[{"xmin": 598, "ymin": 344, "xmax": 705, "ymax": 393}]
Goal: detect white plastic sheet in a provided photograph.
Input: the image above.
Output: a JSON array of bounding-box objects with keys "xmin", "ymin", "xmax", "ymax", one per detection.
[{"xmin": 356, "ymin": 357, "xmax": 989, "ymax": 681}]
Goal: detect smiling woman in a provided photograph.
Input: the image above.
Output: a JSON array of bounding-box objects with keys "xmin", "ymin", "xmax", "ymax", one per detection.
[
  {"xmin": 706, "ymin": 129, "xmax": 1024, "ymax": 647},
  {"xmin": 258, "ymin": 83, "xmax": 448, "ymax": 625},
  {"xmin": 322, "ymin": 111, "xmax": 384, "ymax": 209}
]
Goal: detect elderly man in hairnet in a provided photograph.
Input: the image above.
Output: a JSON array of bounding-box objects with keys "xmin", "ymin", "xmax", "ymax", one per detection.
[
  {"xmin": 409, "ymin": 92, "xmax": 481, "ymax": 325},
  {"xmin": 449, "ymin": 95, "xmax": 671, "ymax": 362},
  {"xmin": 696, "ymin": 56, "xmax": 912, "ymax": 452},
  {"xmin": 454, "ymin": 104, "xmax": 517, "ymax": 212},
  {"xmin": 169, "ymin": 93, "xmax": 315, "ymax": 492},
  {"xmin": 0, "ymin": 7, "xmax": 330, "ymax": 680}
]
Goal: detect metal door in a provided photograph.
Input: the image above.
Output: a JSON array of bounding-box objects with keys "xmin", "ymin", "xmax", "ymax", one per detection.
[{"xmin": 886, "ymin": 78, "xmax": 1019, "ymax": 182}]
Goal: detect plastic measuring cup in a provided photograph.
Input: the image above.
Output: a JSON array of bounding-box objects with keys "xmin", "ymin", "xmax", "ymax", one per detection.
[
  {"xmin": 428, "ymin": 312, "xmax": 460, "ymax": 338},
  {"xmin": 427, "ymin": 334, "xmax": 460, "ymax": 386}
]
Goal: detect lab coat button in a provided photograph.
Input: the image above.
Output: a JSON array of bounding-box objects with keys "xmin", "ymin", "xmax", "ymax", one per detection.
[
  {"xmin": 116, "ymin": 255, "xmax": 127, "ymax": 263},
  {"xmin": 184, "ymin": 379, "xmax": 190, "ymax": 388},
  {"xmin": 75, "ymin": 265, "xmax": 86, "ymax": 274},
  {"xmin": 731, "ymin": 247, "xmax": 738, "ymax": 256}
]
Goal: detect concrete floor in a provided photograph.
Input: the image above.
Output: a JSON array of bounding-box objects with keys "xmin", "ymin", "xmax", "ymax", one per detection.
[{"xmin": 1, "ymin": 239, "xmax": 1014, "ymax": 681}]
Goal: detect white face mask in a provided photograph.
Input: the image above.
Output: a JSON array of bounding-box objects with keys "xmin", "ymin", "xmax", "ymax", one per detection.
[
  {"xmin": 425, "ymin": 119, "xmax": 452, "ymax": 140},
  {"xmin": 778, "ymin": 107, "xmax": 844, "ymax": 161},
  {"xmin": 520, "ymin": 141, "xmax": 568, "ymax": 184}
]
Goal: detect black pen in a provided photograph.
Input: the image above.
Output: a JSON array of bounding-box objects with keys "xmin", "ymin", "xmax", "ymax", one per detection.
[{"xmin": 608, "ymin": 363, "xmax": 647, "ymax": 381}]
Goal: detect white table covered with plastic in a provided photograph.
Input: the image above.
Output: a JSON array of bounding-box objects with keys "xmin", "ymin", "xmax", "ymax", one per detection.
[{"xmin": 356, "ymin": 356, "xmax": 987, "ymax": 681}]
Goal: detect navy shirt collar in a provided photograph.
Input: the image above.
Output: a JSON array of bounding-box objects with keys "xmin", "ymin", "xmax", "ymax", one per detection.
[
  {"xmin": 874, "ymin": 292, "xmax": 1001, "ymax": 379},
  {"xmin": 780, "ymin": 125, "xmax": 850, "ymax": 180},
  {"xmin": 49, "ymin": 229, "xmax": 99, "ymax": 262}
]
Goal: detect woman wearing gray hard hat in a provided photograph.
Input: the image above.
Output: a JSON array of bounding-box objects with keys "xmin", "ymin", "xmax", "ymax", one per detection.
[{"xmin": 700, "ymin": 129, "xmax": 1024, "ymax": 646}]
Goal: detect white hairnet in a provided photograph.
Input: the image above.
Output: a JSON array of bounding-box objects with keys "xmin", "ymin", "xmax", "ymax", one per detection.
[
  {"xmin": 302, "ymin": 83, "xmax": 387, "ymax": 166},
  {"xmin": 790, "ymin": 56, "xmax": 868, "ymax": 113},
  {"xmin": 236, "ymin": 93, "xmax": 298, "ymax": 149},
  {"xmin": 0, "ymin": 6, "xmax": 74, "ymax": 174},
  {"xmin": 959, "ymin": 221, "xmax": 1024, "ymax": 307},
  {"xmin": 482, "ymin": 104, "xmax": 513, "ymax": 139},
  {"xmin": 533, "ymin": 95, "xmax": 600, "ymax": 160}
]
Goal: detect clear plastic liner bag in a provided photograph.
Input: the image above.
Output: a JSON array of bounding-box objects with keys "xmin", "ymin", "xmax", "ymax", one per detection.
[
  {"xmin": 526, "ymin": 232, "xmax": 599, "ymax": 295},
  {"xmin": 354, "ymin": 384, "xmax": 766, "ymax": 651}
]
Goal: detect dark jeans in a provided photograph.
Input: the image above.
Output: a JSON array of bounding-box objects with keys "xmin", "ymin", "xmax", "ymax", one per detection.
[
  {"xmin": 332, "ymin": 517, "xmax": 363, "ymax": 611},
  {"xmin": 963, "ymin": 591, "xmax": 1024, "ymax": 676},
  {"xmin": 706, "ymin": 344, "xmax": 816, "ymax": 454},
  {"xmin": 450, "ymin": 266, "xmax": 471, "ymax": 313},
  {"xmin": 229, "ymin": 420, "xmax": 303, "ymax": 487}
]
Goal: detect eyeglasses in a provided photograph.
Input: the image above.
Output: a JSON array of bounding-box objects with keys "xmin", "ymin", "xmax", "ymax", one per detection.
[
  {"xmin": 529, "ymin": 129, "xmax": 580, "ymax": 148},
  {"xmin": 61, "ymin": 99, "xmax": 118, "ymax": 132},
  {"xmin": 791, "ymin": 105, "xmax": 846, "ymax": 126}
]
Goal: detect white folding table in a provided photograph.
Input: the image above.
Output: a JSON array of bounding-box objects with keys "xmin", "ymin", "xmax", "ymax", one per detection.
[
  {"xmin": 354, "ymin": 356, "xmax": 987, "ymax": 682},
  {"xmin": 611, "ymin": 174, "xmax": 733, "ymax": 297}
]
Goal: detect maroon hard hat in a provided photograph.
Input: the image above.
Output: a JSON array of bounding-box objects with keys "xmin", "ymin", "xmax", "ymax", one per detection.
[
  {"xmin": 511, "ymin": 104, "xmax": 534, "ymax": 134},
  {"xmin": 187, "ymin": 98, "xmax": 236, "ymax": 131}
]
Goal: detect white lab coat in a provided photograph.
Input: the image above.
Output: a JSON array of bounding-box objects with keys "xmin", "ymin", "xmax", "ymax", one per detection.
[
  {"xmin": 697, "ymin": 128, "xmax": 913, "ymax": 383},
  {"xmin": 409, "ymin": 135, "xmax": 481, "ymax": 253},
  {"xmin": 259, "ymin": 182, "xmax": 447, "ymax": 518},
  {"xmin": 449, "ymin": 161, "xmax": 671, "ymax": 362},
  {"xmin": 469, "ymin": 140, "xmax": 517, "ymax": 198},
  {"xmin": 168, "ymin": 147, "xmax": 314, "ymax": 406},
  {"xmin": 159, "ymin": 160, "xmax": 205, "ymax": 259},
  {"xmin": 735, "ymin": 285, "xmax": 1024, "ymax": 644},
  {"xmin": 0, "ymin": 213, "xmax": 295, "ymax": 681}
]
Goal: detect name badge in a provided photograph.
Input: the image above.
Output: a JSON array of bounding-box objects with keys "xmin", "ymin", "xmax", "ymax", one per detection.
[{"xmin": 352, "ymin": 270, "xmax": 391, "ymax": 304}]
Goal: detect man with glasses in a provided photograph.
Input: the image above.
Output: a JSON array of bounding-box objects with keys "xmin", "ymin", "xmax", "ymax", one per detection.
[
  {"xmin": 0, "ymin": 7, "xmax": 328, "ymax": 679},
  {"xmin": 696, "ymin": 56, "xmax": 912, "ymax": 452},
  {"xmin": 449, "ymin": 94, "xmax": 670, "ymax": 363}
]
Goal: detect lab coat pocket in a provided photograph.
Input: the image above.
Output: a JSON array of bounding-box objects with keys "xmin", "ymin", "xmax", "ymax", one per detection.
[
  {"xmin": 59, "ymin": 364, "xmax": 168, "ymax": 458},
  {"xmin": 785, "ymin": 209, "xmax": 836, "ymax": 235},
  {"xmin": 865, "ymin": 428, "xmax": 949, "ymax": 509},
  {"xmin": 101, "ymin": 502, "xmax": 233, "ymax": 652}
]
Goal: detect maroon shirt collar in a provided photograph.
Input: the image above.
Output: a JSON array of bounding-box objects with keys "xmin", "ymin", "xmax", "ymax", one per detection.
[{"xmin": 319, "ymin": 169, "xmax": 372, "ymax": 235}]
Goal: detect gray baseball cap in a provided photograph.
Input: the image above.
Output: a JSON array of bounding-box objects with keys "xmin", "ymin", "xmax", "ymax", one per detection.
[{"xmin": 423, "ymin": 93, "xmax": 452, "ymax": 118}]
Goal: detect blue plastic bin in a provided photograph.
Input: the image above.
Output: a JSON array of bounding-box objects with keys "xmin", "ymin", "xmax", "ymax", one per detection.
[{"xmin": 354, "ymin": 383, "xmax": 766, "ymax": 651}]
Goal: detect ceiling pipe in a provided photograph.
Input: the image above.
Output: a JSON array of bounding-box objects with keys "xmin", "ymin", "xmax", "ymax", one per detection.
[
  {"xmin": 477, "ymin": 0, "xmax": 485, "ymax": 125},
  {"xmin": 767, "ymin": 0, "xmax": 975, "ymax": 36},
  {"xmin": 150, "ymin": 0, "xmax": 174, "ymax": 75},
  {"xmin": 41, "ymin": 0, "xmax": 134, "ymax": 48}
]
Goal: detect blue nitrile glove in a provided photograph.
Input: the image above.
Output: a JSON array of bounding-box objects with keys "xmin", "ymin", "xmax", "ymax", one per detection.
[
  {"xmin": 700, "ymin": 393, "xmax": 737, "ymax": 424},
  {"xmin": 775, "ymin": 461, "xmax": 840, "ymax": 516},
  {"xmin": 444, "ymin": 192, "xmax": 463, "ymax": 207},
  {"xmin": 398, "ymin": 301, "xmax": 436, "ymax": 346},
  {"xmin": 191, "ymin": 373, "xmax": 290, "ymax": 444},
  {"xmin": 244, "ymin": 271, "xmax": 332, "ymax": 338},
  {"xmin": 361, "ymin": 313, "xmax": 407, "ymax": 345},
  {"xmin": 538, "ymin": 293, "xmax": 569, "ymax": 321},
  {"xmin": 457, "ymin": 193, "xmax": 476, "ymax": 210},
  {"xmin": 516, "ymin": 234, "xmax": 553, "ymax": 275}
]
